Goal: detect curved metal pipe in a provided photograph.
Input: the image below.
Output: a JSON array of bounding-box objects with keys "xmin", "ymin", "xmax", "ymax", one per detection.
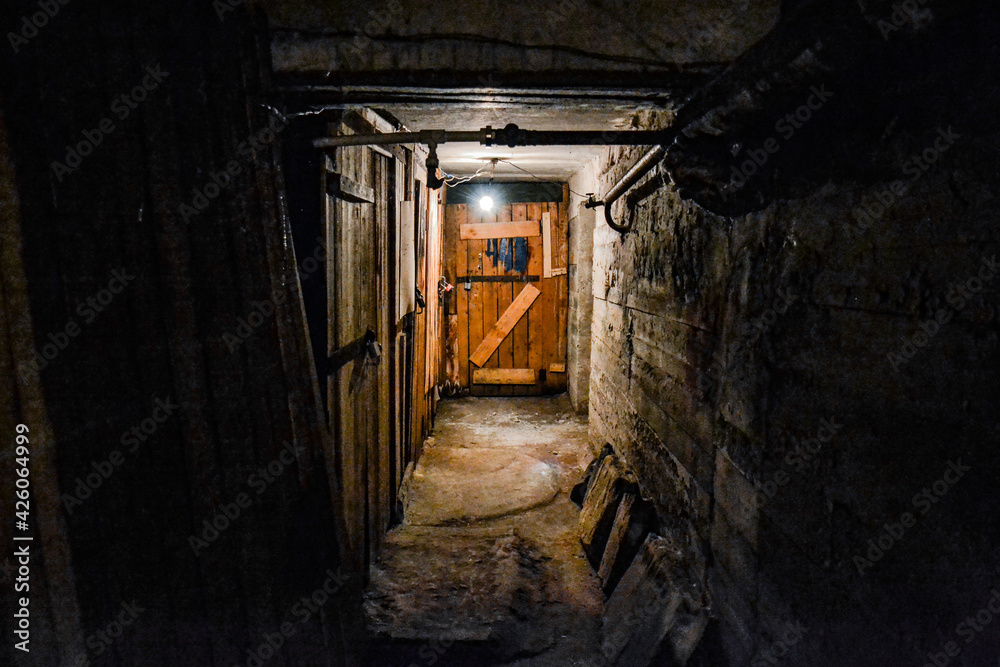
[{"xmin": 586, "ymin": 145, "xmax": 667, "ymax": 233}]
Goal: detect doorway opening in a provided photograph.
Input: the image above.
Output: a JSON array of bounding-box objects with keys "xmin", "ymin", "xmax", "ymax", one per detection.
[
  {"xmin": 279, "ymin": 87, "xmax": 670, "ymax": 665},
  {"xmin": 442, "ymin": 180, "xmax": 570, "ymax": 398}
]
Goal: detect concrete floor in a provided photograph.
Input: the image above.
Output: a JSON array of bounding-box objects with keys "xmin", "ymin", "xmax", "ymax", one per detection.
[{"xmin": 364, "ymin": 395, "xmax": 605, "ymax": 666}]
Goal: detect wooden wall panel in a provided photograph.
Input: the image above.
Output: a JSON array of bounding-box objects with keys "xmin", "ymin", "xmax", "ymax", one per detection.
[
  {"xmin": 373, "ymin": 152, "xmax": 392, "ymax": 561},
  {"xmin": 324, "ymin": 131, "xmax": 443, "ymax": 573},
  {"xmin": 329, "ymin": 140, "xmax": 371, "ymax": 574},
  {"xmin": 442, "ymin": 204, "xmax": 461, "ymax": 389}
]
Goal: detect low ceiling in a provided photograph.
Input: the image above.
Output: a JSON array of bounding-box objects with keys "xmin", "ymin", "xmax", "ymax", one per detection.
[
  {"xmin": 264, "ymin": 0, "xmax": 781, "ymax": 184},
  {"xmin": 380, "ymin": 91, "xmax": 671, "ymax": 181}
]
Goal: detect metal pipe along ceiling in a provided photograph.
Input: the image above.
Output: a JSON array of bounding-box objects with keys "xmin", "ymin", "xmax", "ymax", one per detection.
[{"xmin": 313, "ymin": 123, "xmax": 674, "ymax": 230}]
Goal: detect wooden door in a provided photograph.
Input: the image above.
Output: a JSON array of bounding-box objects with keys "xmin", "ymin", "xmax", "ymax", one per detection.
[
  {"xmin": 444, "ymin": 191, "xmax": 569, "ymax": 395},
  {"xmin": 323, "ymin": 116, "xmax": 440, "ymax": 574},
  {"xmin": 324, "ymin": 132, "xmax": 401, "ymax": 576}
]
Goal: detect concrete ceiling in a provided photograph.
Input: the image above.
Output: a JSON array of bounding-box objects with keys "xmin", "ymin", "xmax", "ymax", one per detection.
[{"xmin": 263, "ymin": 0, "xmax": 781, "ymax": 182}]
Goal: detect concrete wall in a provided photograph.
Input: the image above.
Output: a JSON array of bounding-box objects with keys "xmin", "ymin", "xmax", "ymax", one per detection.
[
  {"xmin": 567, "ymin": 165, "xmax": 598, "ymax": 414},
  {"xmin": 588, "ymin": 106, "xmax": 1000, "ymax": 664},
  {"xmin": 566, "ymin": 162, "xmax": 599, "ymax": 413}
]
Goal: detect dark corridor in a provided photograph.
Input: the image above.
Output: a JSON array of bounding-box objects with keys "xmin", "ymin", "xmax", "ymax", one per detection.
[{"xmin": 2, "ymin": 1, "xmax": 1000, "ymax": 666}]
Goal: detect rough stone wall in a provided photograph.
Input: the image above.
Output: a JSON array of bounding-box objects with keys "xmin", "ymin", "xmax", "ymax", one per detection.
[{"xmin": 589, "ymin": 103, "xmax": 1000, "ymax": 664}]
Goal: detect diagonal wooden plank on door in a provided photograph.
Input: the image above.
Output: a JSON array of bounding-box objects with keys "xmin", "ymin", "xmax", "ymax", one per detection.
[{"xmin": 470, "ymin": 283, "xmax": 541, "ymax": 367}]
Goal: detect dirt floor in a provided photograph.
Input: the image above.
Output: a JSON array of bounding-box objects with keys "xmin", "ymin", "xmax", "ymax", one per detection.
[{"xmin": 364, "ymin": 395, "xmax": 605, "ymax": 666}]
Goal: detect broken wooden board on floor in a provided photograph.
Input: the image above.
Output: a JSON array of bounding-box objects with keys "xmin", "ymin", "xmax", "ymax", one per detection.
[
  {"xmin": 579, "ymin": 453, "xmax": 638, "ymax": 567},
  {"xmin": 601, "ymin": 533, "xmax": 709, "ymax": 666},
  {"xmin": 598, "ymin": 492, "xmax": 655, "ymax": 596}
]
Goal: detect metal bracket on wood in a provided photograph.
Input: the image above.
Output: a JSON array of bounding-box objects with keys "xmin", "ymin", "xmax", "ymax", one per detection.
[
  {"xmin": 328, "ymin": 329, "xmax": 379, "ymax": 374},
  {"xmin": 456, "ymin": 275, "xmax": 539, "ymax": 284},
  {"xmin": 326, "ymin": 171, "xmax": 375, "ymax": 204}
]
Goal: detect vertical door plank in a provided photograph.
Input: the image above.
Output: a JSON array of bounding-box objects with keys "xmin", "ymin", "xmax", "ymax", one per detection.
[
  {"xmin": 509, "ymin": 203, "xmax": 529, "ymax": 395},
  {"xmin": 525, "ymin": 203, "xmax": 544, "ymax": 391},
  {"xmin": 466, "ymin": 206, "xmax": 485, "ymax": 395},
  {"xmin": 537, "ymin": 202, "xmax": 559, "ymax": 392},
  {"xmin": 478, "ymin": 204, "xmax": 499, "ymax": 396},
  {"xmin": 542, "ymin": 211, "xmax": 553, "ymax": 278},
  {"xmin": 442, "ymin": 201, "xmax": 457, "ymax": 387},
  {"xmin": 455, "ymin": 204, "xmax": 470, "ymax": 390},
  {"xmin": 496, "ymin": 203, "xmax": 515, "ymax": 373},
  {"xmin": 374, "ymin": 152, "xmax": 392, "ymax": 557}
]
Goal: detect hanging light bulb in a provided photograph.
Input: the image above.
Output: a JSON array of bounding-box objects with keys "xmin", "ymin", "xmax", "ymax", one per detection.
[{"xmin": 478, "ymin": 158, "xmax": 499, "ymax": 213}]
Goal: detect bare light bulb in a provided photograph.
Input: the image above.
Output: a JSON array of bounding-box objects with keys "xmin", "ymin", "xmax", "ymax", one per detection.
[{"xmin": 479, "ymin": 195, "xmax": 494, "ymax": 212}]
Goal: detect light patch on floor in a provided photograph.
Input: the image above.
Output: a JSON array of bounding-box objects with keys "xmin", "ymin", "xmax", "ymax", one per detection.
[
  {"xmin": 405, "ymin": 447, "xmax": 559, "ymax": 525},
  {"xmin": 364, "ymin": 395, "xmax": 605, "ymax": 666}
]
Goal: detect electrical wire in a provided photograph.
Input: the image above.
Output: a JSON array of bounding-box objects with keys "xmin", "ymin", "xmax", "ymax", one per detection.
[
  {"xmin": 440, "ymin": 158, "xmax": 590, "ymax": 199},
  {"xmin": 441, "ymin": 165, "xmax": 487, "ymax": 186},
  {"xmin": 497, "ymin": 159, "xmax": 590, "ymax": 198}
]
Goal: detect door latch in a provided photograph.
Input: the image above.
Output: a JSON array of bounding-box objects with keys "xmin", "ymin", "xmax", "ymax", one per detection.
[
  {"xmin": 415, "ymin": 287, "xmax": 426, "ymax": 314},
  {"xmin": 328, "ymin": 328, "xmax": 380, "ymax": 374},
  {"xmin": 365, "ymin": 335, "xmax": 382, "ymax": 366}
]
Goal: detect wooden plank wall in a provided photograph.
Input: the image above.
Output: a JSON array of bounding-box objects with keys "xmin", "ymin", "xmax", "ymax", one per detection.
[
  {"xmin": 413, "ymin": 159, "xmax": 441, "ymax": 461},
  {"xmin": 442, "ymin": 186, "xmax": 569, "ymax": 396},
  {"xmin": 324, "ymin": 120, "xmax": 442, "ymax": 576}
]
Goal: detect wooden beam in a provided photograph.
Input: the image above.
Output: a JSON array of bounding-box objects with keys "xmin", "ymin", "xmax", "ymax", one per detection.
[
  {"xmin": 542, "ymin": 211, "xmax": 552, "ymax": 278},
  {"xmin": 460, "ymin": 221, "xmax": 540, "ymax": 240},
  {"xmin": 326, "ymin": 171, "xmax": 375, "ymax": 204},
  {"xmin": 457, "ymin": 275, "xmax": 539, "ymax": 284},
  {"xmin": 473, "ymin": 368, "xmax": 537, "ymax": 385},
  {"xmin": 469, "ymin": 283, "xmax": 540, "ymax": 367}
]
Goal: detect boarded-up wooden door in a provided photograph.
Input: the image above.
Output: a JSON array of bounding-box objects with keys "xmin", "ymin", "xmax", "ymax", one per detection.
[{"xmin": 444, "ymin": 191, "xmax": 569, "ymax": 395}]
